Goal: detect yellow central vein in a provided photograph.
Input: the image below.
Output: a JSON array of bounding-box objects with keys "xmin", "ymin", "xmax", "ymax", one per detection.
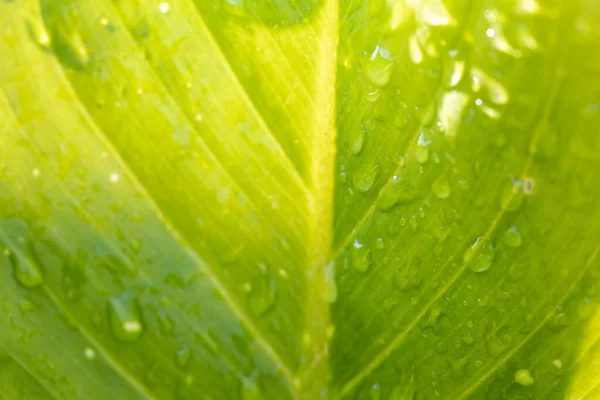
[{"xmin": 295, "ymin": 0, "xmax": 339, "ymax": 398}]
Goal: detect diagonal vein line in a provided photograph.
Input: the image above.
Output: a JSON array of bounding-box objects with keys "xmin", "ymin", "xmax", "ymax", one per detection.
[
  {"xmin": 5, "ymin": 44, "xmax": 295, "ymax": 389},
  {"xmin": 455, "ymin": 246, "xmax": 600, "ymax": 400},
  {"xmin": 339, "ymin": 52, "xmax": 566, "ymax": 396},
  {"xmin": 0, "ymin": 342, "xmax": 63, "ymax": 400},
  {"xmin": 0, "ymin": 230, "xmax": 159, "ymax": 400},
  {"xmin": 106, "ymin": 1, "xmax": 307, "ymax": 244},
  {"xmin": 0, "ymin": 129, "xmax": 254, "ymax": 400},
  {"xmin": 184, "ymin": 0, "xmax": 309, "ymax": 187},
  {"xmin": 330, "ymin": 0, "xmax": 482, "ymax": 260}
]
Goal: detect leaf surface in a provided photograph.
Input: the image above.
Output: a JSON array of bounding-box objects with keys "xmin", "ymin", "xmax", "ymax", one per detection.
[{"xmin": 0, "ymin": 0, "xmax": 599, "ymax": 399}]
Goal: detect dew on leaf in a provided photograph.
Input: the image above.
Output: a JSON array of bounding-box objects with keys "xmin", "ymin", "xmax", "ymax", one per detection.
[
  {"xmin": 364, "ymin": 45, "xmax": 394, "ymax": 86},
  {"xmin": 415, "ymin": 132, "xmax": 430, "ymax": 164},
  {"xmin": 84, "ymin": 347, "xmax": 95, "ymax": 360},
  {"xmin": 175, "ymin": 345, "xmax": 191, "ymax": 368},
  {"xmin": 351, "ymin": 239, "xmax": 372, "ymax": 273},
  {"xmin": 377, "ymin": 173, "xmax": 420, "ymax": 210},
  {"xmin": 249, "ymin": 275, "xmax": 276, "ymax": 316},
  {"xmin": 447, "ymin": 60, "xmax": 466, "ymax": 87},
  {"xmin": 504, "ymin": 226, "xmax": 522, "ymax": 248},
  {"xmin": 8, "ymin": 247, "xmax": 43, "ymax": 289},
  {"xmin": 432, "ymin": 176, "xmax": 451, "ymax": 199},
  {"xmin": 108, "ymin": 292, "xmax": 144, "ymax": 342},
  {"xmin": 353, "ymin": 162, "xmax": 380, "ymax": 193},
  {"xmin": 500, "ymin": 180, "xmax": 525, "ymax": 211},
  {"xmin": 369, "ymin": 383, "xmax": 381, "ymax": 400},
  {"xmin": 348, "ymin": 128, "xmax": 365, "ymax": 155},
  {"xmin": 515, "ymin": 369, "xmax": 534, "ymax": 386},
  {"xmin": 464, "ymin": 236, "xmax": 496, "ymax": 272}
]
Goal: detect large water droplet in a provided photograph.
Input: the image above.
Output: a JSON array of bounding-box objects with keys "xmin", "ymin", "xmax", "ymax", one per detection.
[
  {"xmin": 7, "ymin": 245, "xmax": 44, "ymax": 289},
  {"xmin": 353, "ymin": 163, "xmax": 380, "ymax": 193},
  {"xmin": 464, "ymin": 237, "xmax": 496, "ymax": 272},
  {"xmin": 364, "ymin": 46, "xmax": 394, "ymax": 86},
  {"xmin": 515, "ymin": 369, "xmax": 534, "ymax": 386},
  {"xmin": 500, "ymin": 180, "xmax": 525, "ymax": 212},
  {"xmin": 377, "ymin": 173, "xmax": 420, "ymax": 210},
  {"xmin": 348, "ymin": 129, "xmax": 365, "ymax": 155},
  {"xmin": 504, "ymin": 226, "xmax": 522, "ymax": 248},
  {"xmin": 432, "ymin": 176, "xmax": 451, "ymax": 199},
  {"xmin": 108, "ymin": 292, "xmax": 144, "ymax": 342}
]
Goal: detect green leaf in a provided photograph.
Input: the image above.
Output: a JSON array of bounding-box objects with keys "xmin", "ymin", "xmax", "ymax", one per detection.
[{"xmin": 0, "ymin": 0, "xmax": 599, "ymax": 399}]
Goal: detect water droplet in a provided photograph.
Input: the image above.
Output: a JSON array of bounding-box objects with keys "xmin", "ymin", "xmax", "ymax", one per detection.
[
  {"xmin": 351, "ymin": 239, "xmax": 372, "ymax": 273},
  {"xmin": 348, "ymin": 129, "xmax": 365, "ymax": 155},
  {"xmin": 364, "ymin": 46, "xmax": 394, "ymax": 86},
  {"xmin": 432, "ymin": 176, "xmax": 451, "ymax": 199},
  {"xmin": 369, "ymin": 383, "xmax": 382, "ymax": 400},
  {"xmin": 438, "ymin": 91, "xmax": 470, "ymax": 139},
  {"xmin": 84, "ymin": 347, "xmax": 95, "ymax": 359},
  {"xmin": 175, "ymin": 345, "xmax": 191, "ymax": 368},
  {"xmin": 515, "ymin": 369, "xmax": 534, "ymax": 386},
  {"xmin": 464, "ymin": 237, "xmax": 496, "ymax": 272},
  {"xmin": 504, "ymin": 227, "xmax": 522, "ymax": 248},
  {"xmin": 8, "ymin": 248, "xmax": 43, "ymax": 289},
  {"xmin": 377, "ymin": 172, "xmax": 420, "ymax": 210},
  {"xmin": 353, "ymin": 163, "xmax": 380, "ymax": 193},
  {"xmin": 462, "ymin": 331, "xmax": 476, "ymax": 345},
  {"xmin": 409, "ymin": 35, "xmax": 424, "ymax": 64},
  {"xmin": 107, "ymin": 292, "xmax": 144, "ymax": 342},
  {"xmin": 249, "ymin": 276, "xmax": 276, "ymax": 316},
  {"xmin": 415, "ymin": 132, "xmax": 430, "ymax": 164},
  {"xmin": 365, "ymin": 88, "xmax": 380, "ymax": 102},
  {"xmin": 375, "ymin": 238, "xmax": 385, "ymax": 250},
  {"xmin": 447, "ymin": 60, "xmax": 466, "ymax": 87},
  {"xmin": 500, "ymin": 180, "xmax": 525, "ymax": 211}
]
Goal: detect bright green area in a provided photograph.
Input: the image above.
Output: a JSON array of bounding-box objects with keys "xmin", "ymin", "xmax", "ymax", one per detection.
[{"xmin": 0, "ymin": 0, "xmax": 599, "ymax": 399}]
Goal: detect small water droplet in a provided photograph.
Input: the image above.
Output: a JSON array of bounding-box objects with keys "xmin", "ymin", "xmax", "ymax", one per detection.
[
  {"xmin": 432, "ymin": 176, "xmax": 451, "ymax": 199},
  {"xmin": 504, "ymin": 226, "xmax": 522, "ymax": 248},
  {"xmin": 415, "ymin": 132, "xmax": 430, "ymax": 164},
  {"xmin": 369, "ymin": 383, "xmax": 382, "ymax": 400},
  {"xmin": 464, "ymin": 236, "xmax": 496, "ymax": 272},
  {"xmin": 462, "ymin": 331, "xmax": 476, "ymax": 345},
  {"xmin": 515, "ymin": 369, "xmax": 534, "ymax": 386},
  {"xmin": 84, "ymin": 347, "xmax": 95, "ymax": 359},
  {"xmin": 351, "ymin": 239, "xmax": 372, "ymax": 273},
  {"xmin": 364, "ymin": 45, "xmax": 394, "ymax": 86},
  {"xmin": 107, "ymin": 292, "xmax": 144, "ymax": 342},
  {"xmin": 175, "ymin": 345, "xmax": 191, "ymax": 368}
]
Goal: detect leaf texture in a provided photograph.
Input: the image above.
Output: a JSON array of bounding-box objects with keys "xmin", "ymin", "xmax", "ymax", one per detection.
[{"xmin": 0, "ymin": 0, "xmax": 599, "ymax": 399}]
